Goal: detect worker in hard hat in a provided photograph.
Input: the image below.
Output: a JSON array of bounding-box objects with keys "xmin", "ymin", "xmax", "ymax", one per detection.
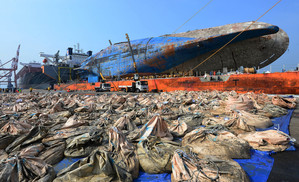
[{"xmin": 29, "ymin": 87, "xmax": 33, "ymax": 92}]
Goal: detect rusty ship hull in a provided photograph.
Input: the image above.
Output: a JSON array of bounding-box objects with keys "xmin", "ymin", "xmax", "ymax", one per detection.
[
  {"xmin": 55, "ymin": 71, "xmax": 299, "ymax": 95},
  {"xmin": 55, "ymin": 21, "xmax": 295, "ymax": 94},
  {"xmin": 81, "ymin": 21, "xmax": 289, "ymax": 77}
]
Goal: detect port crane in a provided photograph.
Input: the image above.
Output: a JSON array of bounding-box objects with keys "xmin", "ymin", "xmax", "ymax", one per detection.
[
  {"xmin": 118, "ymin": 34, "xmax": 149, "ymax": 92},
  {"xmin": 0, "ymin": 45, "xmax": 20, "ymax": 89},
  {"xmin": 40, "ymin": 50, "xmax": 65, "ymax": 66}
]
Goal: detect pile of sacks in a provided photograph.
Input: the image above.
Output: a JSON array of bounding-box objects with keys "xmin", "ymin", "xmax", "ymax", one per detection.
[{"xmin": 0, "ymin": 91, "xmax": 296, "ymax": 181}]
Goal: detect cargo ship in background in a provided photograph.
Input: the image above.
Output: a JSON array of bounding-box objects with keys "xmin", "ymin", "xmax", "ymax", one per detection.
[
  {"xmin": 16, "ymin": 62, "xmax": 55, "ymax": 89},
  {"xmin": 16, "ymin": 44, "xmax": 92, "ymax": 89},
  {"xmin": 55, "ymin": 21, "xmax": 299, "ymax": 95}
]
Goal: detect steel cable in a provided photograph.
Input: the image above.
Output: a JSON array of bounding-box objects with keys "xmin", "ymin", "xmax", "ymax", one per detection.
[{"xmin": 173, "ymin": 0, "xmax": 214, "ymax": 34}]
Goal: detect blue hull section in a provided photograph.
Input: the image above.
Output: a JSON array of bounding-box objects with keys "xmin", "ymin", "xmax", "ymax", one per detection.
[{"xmin": 81, "ymin": 24, "xmax": 279, "ymax": 77}]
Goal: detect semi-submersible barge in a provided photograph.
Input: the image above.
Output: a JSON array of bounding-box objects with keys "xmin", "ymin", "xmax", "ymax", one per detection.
[
  {"xmin": 51, "ymin": 21, "xmax": 297, "ymax": 94},
  {"xmin": 55, "ymin": 71, "xmax": 299, "ymax": 95}
]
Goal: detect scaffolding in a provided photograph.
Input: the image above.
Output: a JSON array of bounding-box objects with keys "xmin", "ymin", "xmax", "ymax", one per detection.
[{"xmin": 0, "ymin": 45, "xmax": 20, "ymax": 88}]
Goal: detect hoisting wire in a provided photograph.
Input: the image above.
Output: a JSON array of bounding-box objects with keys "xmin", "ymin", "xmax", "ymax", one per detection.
[
  {"xmin": 173, "ymin": 0, "xmax": 214, "ymax": 34},
  {"xmin": 187, "ymin": 0, "xmax": 282, "ymax": 75}
]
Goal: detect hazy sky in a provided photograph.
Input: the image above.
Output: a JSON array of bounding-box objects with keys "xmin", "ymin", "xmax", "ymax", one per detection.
[{"xmin": 0, "ymin": 0, "xmax": 298, "ymax": 72}]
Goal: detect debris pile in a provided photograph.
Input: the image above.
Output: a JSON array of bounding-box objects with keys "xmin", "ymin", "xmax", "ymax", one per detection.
[{"xmin": 0, "ymin": 91, "xmax": 296, "ymax": 181}]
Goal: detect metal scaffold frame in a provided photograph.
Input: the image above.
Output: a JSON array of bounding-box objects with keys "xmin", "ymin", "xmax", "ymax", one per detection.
[{"xmin": 0, "ymin": 45, "xmax": 20, "ymax": 88}]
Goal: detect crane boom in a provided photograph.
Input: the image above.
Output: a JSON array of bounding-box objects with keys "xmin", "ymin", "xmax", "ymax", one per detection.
[
  {"xmin": 100, "ymin": 72, "xmax": 105, "ymax": 80},
  {"xmin": 125, "ymin": 33, "xmax": 138, "ymax": 74}
]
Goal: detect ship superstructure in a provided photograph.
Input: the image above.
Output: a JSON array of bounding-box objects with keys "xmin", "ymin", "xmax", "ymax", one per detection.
[{"xmin": 16, "ymin": 44, "xmax": 92, "ymax": 89}]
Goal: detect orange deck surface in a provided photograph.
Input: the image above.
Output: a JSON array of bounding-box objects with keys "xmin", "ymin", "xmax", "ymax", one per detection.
[{"xmin": 55, "ymin": 71, "xmax": 299, "ymax": 94}]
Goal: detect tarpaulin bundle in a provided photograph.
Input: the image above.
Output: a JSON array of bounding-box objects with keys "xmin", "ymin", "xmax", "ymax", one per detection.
[
  {"xmin": 223, "ymin": 117, "xmax": 255, "ymax": 134},
  {"xmin": 238, "ymin": 130, "xmax": 291, "ymax": 152},
  {"xmin": 126, "ymin": 96, "xmax": 138, "ymax": 108},
  {"xmin": 0, "ymin": 134, "xmax": 17, "ymax": 149},
  {"xmin": 112, "ymin": 95, "xmax": 127, "ymax": 105},
  {"xmin": 61, "ymin": 114, "xmax": 88, "ymax": 129},
  {"xmin": 0, "ymin": 120, "xmax": 32, "ymax": 135},
  {"xmin": 272, "ymin": 96, "xmax": 296, "ymax": 109},
  {"xmin": 159, "ymin": 108, "xmax": 180, "ymax": 121},
  {"xmin": 202, "ymin": 116, "xmax": 255, "ymax": 134},
  {"xmin": 168, "ymin": 118, "xmax": 188, "ymax": 137},
  {"xmin": 115, "ymin": 104, "xmax": 125, "ymax": 111},
  {"xmin": 5, "ymin": 126, "xmax": 48, "ymax": 153},
  {"xmin": 42, "ymin": 126, "xmax": 96, "ymax": 143},
  {"xmin": 54, "ymin": 150, "xmax": 133, "ymax": 182},
  {"xmin": 63, "ymin": 101, "xmax": 79, "ymax": 112},
  {"xmin": 97, "ymin": 93, "xmax": 109, "ymax": 103},
  {"xmin": 171, "ymin": 150, "xmax": 250, "ymax": 182},
  {"xmin": 108, "ymin": 127, "xmax": 139, "ymax": 179},
  {"xmin": 176, "ymin": 114, "xmax": 203, "ymax": 130},
  {"xmin": 258, "ymin": 104, "xmax": 288, "ymax": 118},
  {"xmin": 247, "ymin": 93, "xmax": 271, "ymax": 105},
  {"xmin": 114, "ymin": 115, "xmax": 137, "ymax": 131},
  {"xmin": 134, "ymin": 115, "xmax": 173, "ymax": 141},
  {"xmin": 137, "ymin": 136, "xmax": 182, "ymax": 174},
  {"xmin": 39, "ymin": 139, "xmax": 66, "ymax": 165},
  {"xmin": 182, "ymin": 125, "xmax": 251, "ymax": 159},
  {"xmin": 138, "ymin": 97, "xmax": 153, "ymax": 106},
  {"xmin": 19, "ymin": 143, "xmax": 44, "ymax": 157},
  {"xmin": 231, "ymin": 110, "xmax": 273, "ymax": 129},
  {"xmin": 0, "ymin": 154, "xmax": 55, "ymax": 182},
  {"xmin": 13, "ymin": 102, "xmax": 37, "ymax": 112},
  {"xmin": 239, "ymin": 109, "xmax": 296, "ymax": 153},
  {"xmin": 64, "ymin": 129, "xmax": 104, "ymax": 157},
  {"xmin": 49, "ymin": 99, "xmax": 65, "ymax": 114},
  {"xmin": 245, "ymin": 92, "xmax": 272, "ymax": 109},
  {"xmin": 225, "ymin": 95, "xmax": 254, "ymax": 111}
]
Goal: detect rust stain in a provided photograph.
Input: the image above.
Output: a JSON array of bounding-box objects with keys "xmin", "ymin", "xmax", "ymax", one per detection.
[
  {"xmin": 143, "ymin": 55, "xmax": 167, "ymax": 70},
  {"xmin": 163, "ymin": 44, "xmax": 176, "ymax": 57},
  {"xmin": 183, "ymin": 40, "xmax": 197, "ymax": 49}
]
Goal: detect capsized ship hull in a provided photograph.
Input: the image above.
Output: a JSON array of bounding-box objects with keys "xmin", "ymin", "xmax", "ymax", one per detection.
[
  {"xmin": 81, "ymin": 21, "xmax": 289, "ymax": 77},
  {"xmin": 55, "ymin": 71, "xmax": 299, "ymax": 95}
]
